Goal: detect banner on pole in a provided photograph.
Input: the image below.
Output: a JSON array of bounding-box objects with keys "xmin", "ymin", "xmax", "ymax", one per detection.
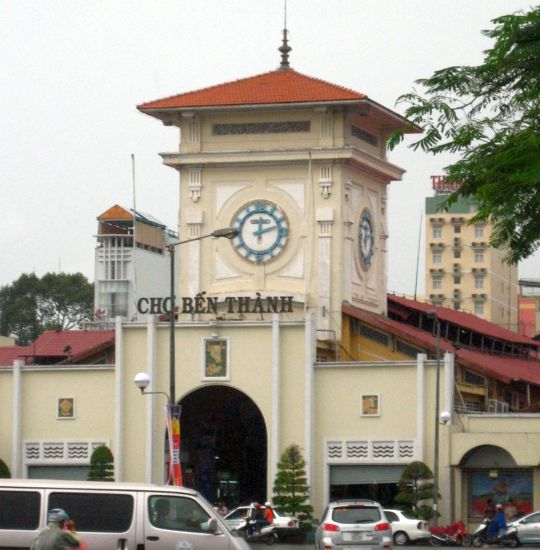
[{"xmin": 166, "ymin": 404, "xmax": 183, "ymax": 486}]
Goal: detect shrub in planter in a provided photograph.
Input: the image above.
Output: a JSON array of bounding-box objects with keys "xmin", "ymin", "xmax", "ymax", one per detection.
[
  {"xmin": 88, "ymin": 445, "xmax": 114, "ymax": 481},
  {"xmin": 0, "ymin": 459, "xmax": 11, "ymax": 478}
]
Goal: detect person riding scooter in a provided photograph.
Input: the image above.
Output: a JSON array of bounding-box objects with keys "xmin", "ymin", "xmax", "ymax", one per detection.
[{"xmin": 487, "ymin": 504, "xmax": 507, "ymax": 541}]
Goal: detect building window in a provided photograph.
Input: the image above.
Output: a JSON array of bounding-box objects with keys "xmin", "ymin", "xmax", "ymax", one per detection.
[
  {"xmin": 454, "ymin": 250, "xmax": 461, "ymax": 259},
  {"xmin": 453, "ymin": 302, "xmax": 460, "ymax": 310},
  {"xmin": 475, "ymin": 277, "xmax": 484, "ymax": 289},
  {"xmin": 475, "ymin": 251, "xmax": 484, "ymax": 263},
  {"xmin": 474, "ymin": 224, "xmax": 484, "ymax": 238},
  {"xmin": 432, "ymin": 277, "xmax": 442, "ymax": 289},
  {"xmin": 432, "ymin": 226, "xmax": 442, "ymax": 239},
  {"xmin": 396, "ymin": 340, "xmax": 422, "ymax": 358},
  {"xmin": 359, "ymin": 325, "xmax": 389, "ymax": 346},
  {"xmin": 454, "ymin": 225, "xmax": 462, "ymax": 233},
  {"xmin": 474, "ymin": 302, "xmax": 484, "ymax": 315},
  {"xmin": 463, "ymin": 369, "xmax": 485, "ymax": 386},
  {"xmin": 432, "ymin": 252, "xmax": 442, "ymax": 264},
  {"xmin": 454, "ymin": 276, "xmax": 461, "ymax": 285}
]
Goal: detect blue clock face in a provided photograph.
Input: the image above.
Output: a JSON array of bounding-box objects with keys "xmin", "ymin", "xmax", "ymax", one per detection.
[
  {"xmin": 359, "ymin": 208, "xmax": 374, "ymax": 270},
  {"xmin": 232, "ymin": 202, "xmax": 289, "ymax": 263}
]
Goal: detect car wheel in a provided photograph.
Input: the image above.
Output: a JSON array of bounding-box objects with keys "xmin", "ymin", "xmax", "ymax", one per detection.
[{"xmin": 394, "ymin": 531, "xmax": 410, "ymax": 546}]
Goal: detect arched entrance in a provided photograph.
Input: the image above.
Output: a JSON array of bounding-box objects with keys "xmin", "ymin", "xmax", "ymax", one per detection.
[
  {"xmin": 179, "ymin": 385, "xmax": 267, "ymax": 508},
  {"xmin": 459, "ymin": 445, "xmax": 533, "ymax": 521}
]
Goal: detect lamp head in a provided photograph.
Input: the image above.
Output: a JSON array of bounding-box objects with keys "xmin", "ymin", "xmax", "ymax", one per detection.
[
  {"xmin": 440, "ymin": 410, "xmax": 451, "ymax": 425},
  {"xmin": 211, "ymin": 227, "xmax": 239, "ymax": 240},
  {"xmin": 134, "ymin": 372, "xmax": 151, "ymax": 393}
]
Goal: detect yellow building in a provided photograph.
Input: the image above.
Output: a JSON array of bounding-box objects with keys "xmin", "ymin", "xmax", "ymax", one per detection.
[
  {"xmin": 2, "ymin": 35, "xmax": 540, "ymax": 532},
  {"xmin": 425, "ymin": 184, "xmax": 518, "ymax": 331}
]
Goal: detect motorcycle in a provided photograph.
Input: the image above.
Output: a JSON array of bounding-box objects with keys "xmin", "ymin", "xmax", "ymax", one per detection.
[
  {"xmin": 472, "ymin": 518, "xmax": 518, "ymax": 548},
  {"xmin": 430, "ymin": 521, "xmax": 472, "ymax": 546},
  {"xmin": 236, "ymin": 518, "xmax": 278, "ymax": 545}
]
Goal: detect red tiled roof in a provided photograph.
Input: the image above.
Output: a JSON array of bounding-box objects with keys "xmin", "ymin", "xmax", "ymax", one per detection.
[
  {"xmin": 343, "ymin": 303, "xmax": 540, "ymax": 386},
  {"xmin": 388, "ymin": 294, "xmax": 538, "ymax": 347},
  {"xmin": 137, "ymin": 69, "xmax": 366, "ymax": 110},
  {"xmin": 19, "ymin": 330, "xmax": 115, "ymax": 363},
  {"xmin": 0, "ymin": 346, "xmax": 29, "ymax": 367}
]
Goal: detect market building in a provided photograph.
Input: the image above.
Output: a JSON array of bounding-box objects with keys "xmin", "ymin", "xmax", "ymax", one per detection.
[{"xmin": 1, "ymin": 31, "xmax": 540, "ymax": 529}]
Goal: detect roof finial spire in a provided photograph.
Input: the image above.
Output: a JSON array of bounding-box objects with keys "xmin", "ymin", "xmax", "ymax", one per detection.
[{"xmin": 278, "ymin": 0, "xmax": 292, "ymax": 70}]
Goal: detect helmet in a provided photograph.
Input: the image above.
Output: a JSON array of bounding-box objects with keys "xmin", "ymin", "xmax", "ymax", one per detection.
[
  {"xmin": 48, "ymin": 508, "xmax": 69, "ymax": 523},
  {"xmin": 265, "ymin": 501, "xmax": 271, "ymax": 507},
  {"xmin": 496, "ymin": 503, "xmax": 503, "ymax": 510},
  {"xmin": 255, "ymin": 503, "xmax": 262, "ymax": 509}
]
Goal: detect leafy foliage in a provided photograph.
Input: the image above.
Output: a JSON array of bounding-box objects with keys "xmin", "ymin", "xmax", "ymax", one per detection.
[
  {"xmin": 394, "ymin": 461, "xmax": 435, "ymax": 520},
  {"xmin": 389, "ymin": 6, "xmax": 540, "ymax": 263},
  {"xmin": 272, "ymin": 444, "xmax": 313, "ymax": 527},
  {"xmin": 0, "ymin": 272, "xmax": 94, "ymax": 345},
  {"xmin": 88, "ymin": 445, "xmax": 115, "ymax": 481},
  {"xmin": 0, "ymin": 459, "xmax": 11, "ymax": 478}
]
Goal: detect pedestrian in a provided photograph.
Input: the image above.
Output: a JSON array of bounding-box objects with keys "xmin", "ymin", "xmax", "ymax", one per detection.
[
  {"xmin": 484, "ymin": 498, "xmax": 496, "ymax": 519},
  {"xmin": 217, "ymin": 501, "xmax": 228, "ymax": 516},
  {"xmin": 64, "ymin": 520, "xmax": 87, "ymax": 550},
  {"xmin": 31, "ymin": 508, "xmax": 80, "ymax": 550},
  {"xmin": 504, "ymin": 499, "xmax": 518, "ymax": 522},
  {"xmin": 264, "ymin": 502, "xmax": 274, "ymax": 525}
]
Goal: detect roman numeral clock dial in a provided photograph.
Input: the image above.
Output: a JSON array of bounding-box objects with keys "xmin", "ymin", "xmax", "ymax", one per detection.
[{"xmin": 232, "ymin": 202, "xmax": 289, "ymax": 263}]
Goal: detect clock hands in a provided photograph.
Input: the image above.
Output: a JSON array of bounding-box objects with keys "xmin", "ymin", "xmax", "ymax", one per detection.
[{"xmin": 253, "ymin": 221, "xmax": 277, "ymax": 238}]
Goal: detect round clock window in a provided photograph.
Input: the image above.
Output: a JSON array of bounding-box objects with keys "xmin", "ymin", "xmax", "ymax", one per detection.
[
  {"xmin": 358, "ymin": 208, "xmax": 375, "ymax": 270},
  {"xmin": 232, "ymin": 201, "xmax": 289, "ymax": 263}
]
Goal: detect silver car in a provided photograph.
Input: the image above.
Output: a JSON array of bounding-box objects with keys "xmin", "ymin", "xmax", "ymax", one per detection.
[
  {"xmin": 315, "ymin": 499, "xmax": 392, "ymax": 550},
  {"xmin": 510, "ymin": 510, "xmax": 540, "ymax": 544}
]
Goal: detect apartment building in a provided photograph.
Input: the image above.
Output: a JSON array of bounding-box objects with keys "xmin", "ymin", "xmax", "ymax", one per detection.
[{"xmin": 425, "ymin": 179, "xmax": 518, "ymax": 330}]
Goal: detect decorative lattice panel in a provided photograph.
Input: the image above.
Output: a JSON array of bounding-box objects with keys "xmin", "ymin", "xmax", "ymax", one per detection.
[{"xmin": 25, "ymin": 441, "xmax": 108, "ymax": 464}]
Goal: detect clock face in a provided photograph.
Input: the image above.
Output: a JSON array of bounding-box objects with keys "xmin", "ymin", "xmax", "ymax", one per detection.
[
  {"xmin": 232, "ymin": 201, "xmax": 289, "ymax": 263},
  {"xmin": 358, "ymin": 208, "xmax": 374, "ymax": 270}
]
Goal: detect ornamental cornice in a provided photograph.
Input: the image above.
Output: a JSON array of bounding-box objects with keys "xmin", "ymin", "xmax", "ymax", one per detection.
[{"xmin": 161, "ymin": 147, "xmax": 405, "ymax": 181}]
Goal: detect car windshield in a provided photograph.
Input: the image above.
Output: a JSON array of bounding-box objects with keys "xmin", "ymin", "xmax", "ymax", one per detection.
[
  {"xmin": 226, "ymin": 508, "xmax": 248, "ymax": 520},
  {"xmin": 332, "ymin": 505, "xmax": 381, "ymax": 524}
]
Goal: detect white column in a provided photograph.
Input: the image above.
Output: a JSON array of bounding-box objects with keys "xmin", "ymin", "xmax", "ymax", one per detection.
[
  {"xmin": 11, "ymin": 359, "xmax": 23, "ymax": 477},
  {"xmin": 316, "ymin": 208, "xmax": 334, "ymax": 334},
  {"xmin": 114, "ymin": 316, "xmax": 124, "ymax": 481},
  {"xmin": 442, "ymin": 352, "xmax": 455, "ymax": 524},
  {"xmin": 416, "ymin": 354, "xmax": 426, "ymax": 461},
  {"xmin": 443, "ymin": 352, "xmax": 455, "ymax": 418},
  {"xmin": 304, "ymin": 313, "xmax": 316, "ymax": 491},
  {"xmin": 270, "ymin": 314, "xmax": 281, "ymax": 498},
  {"xmin": 146, "ymin": 314, "xmax": 157, "ymax": 483},
  {"xmin": 185, "ymin": 209, "xmax": 203, "ymax": 297}
]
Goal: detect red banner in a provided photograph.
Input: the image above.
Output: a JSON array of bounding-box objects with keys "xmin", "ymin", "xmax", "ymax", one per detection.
[{"xmin": 166, "ymin": 405, "xmax": 183, "ymax": 486}]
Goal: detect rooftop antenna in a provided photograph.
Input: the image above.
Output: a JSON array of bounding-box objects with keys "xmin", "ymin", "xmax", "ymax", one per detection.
[{"xmin": 278, "ymin": 0, "xmax": 291, "ymax": 70}]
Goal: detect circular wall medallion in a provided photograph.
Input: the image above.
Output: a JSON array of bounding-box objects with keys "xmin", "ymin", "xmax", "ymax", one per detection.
[
  {"xmin": 358, "ymin": 208, "xmax": 375, "ymax": 270},
  {"xmin": 232, "ymin": 201, "xmax": 289, "ymax": 263}
]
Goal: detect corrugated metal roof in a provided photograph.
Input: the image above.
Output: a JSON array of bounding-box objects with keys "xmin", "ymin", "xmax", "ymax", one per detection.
[
  {"xmin": 343, "ymin": 303, "xmax": 540, "ymax": 386},
  {"xmin": 388, "ymin": 294, "xmax": 537, "ymax": 347}
]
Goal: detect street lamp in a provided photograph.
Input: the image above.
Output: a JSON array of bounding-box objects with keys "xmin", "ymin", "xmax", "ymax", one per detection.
[
  {"xmin": 133, "ymin": 372, "xmax": 170, "ymax": 404},
  {"xmin": 167, "ymin": 227, "xmax": 238, "ymax": 405},
  {"xmin": 426, "ymin": 310, "xmax": 441, "ymax": 525}
]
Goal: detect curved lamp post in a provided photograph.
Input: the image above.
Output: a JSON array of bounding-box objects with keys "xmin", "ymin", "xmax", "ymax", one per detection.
[{"xmin": 167, "ymin": 227, "xmax": 238, "ymax": 405}]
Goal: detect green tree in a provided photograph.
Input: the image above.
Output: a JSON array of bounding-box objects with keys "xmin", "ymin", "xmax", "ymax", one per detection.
[
  {"xmin": 272, "ymin": 444, "xmax": 313, "ymax": 527},
  {"xmin": 389, "ymin": 6, "xmax": 540, "ymax": 264},
  {"xmin": 394, "ymin": 461, "xmax": 435, "ymax": 520},
  {"xmin": 88, "ymin": 445, "xmax": 115, "ymax": 481},
  {"xmin": 0, "ymin": 459, "xmax": 11, "ymax": 478},
  {"xmin": 0, "ymin": 272, "xmax": 94, "ymax": 345}
]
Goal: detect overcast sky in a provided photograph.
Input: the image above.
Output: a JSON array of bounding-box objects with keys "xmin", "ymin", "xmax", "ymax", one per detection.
[{"xmin": 1, "ymin": 0, "xmax": 537, "ymax": 295}]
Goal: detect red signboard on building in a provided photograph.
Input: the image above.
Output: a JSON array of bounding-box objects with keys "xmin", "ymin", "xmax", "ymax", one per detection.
[{"xmin": 431, "ymin": 175, "xmax": 460, "ymax": 194}]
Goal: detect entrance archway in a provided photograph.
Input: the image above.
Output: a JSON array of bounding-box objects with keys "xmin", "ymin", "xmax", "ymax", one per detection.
[{"xmin": 179, "ymin": 385, "xmax": 267, "ymax": 508}]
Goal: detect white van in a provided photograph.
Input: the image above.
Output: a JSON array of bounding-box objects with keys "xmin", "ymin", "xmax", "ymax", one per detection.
[{"xmin": 0, "ymin": 479, "xmax": 250, "ymax": 550}]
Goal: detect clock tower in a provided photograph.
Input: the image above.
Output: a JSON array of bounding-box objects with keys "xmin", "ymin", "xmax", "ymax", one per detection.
[{"xmin": 138, "ymin": 38, "xmax": 419, "ymax": 344}]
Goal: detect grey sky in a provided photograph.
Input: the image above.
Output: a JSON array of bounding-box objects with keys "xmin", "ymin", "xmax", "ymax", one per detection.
[{"xmin": 1, "ymin": 0, "xmax": 537, "ymax": 294}]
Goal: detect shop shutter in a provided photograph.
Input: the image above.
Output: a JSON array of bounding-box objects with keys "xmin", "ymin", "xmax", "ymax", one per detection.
[{"xmin": 330, "ymin": 465, "xmax": 404, "ymax": 485}]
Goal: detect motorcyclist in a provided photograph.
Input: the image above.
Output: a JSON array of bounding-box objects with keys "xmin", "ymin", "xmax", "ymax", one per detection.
[
  {"xmin": 31, "ymin": 508, "xmax": 80, "ymax": 550},
  {"xmin": 487, "ymin": 503, "xmax": 507, "ymax": 541}
]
